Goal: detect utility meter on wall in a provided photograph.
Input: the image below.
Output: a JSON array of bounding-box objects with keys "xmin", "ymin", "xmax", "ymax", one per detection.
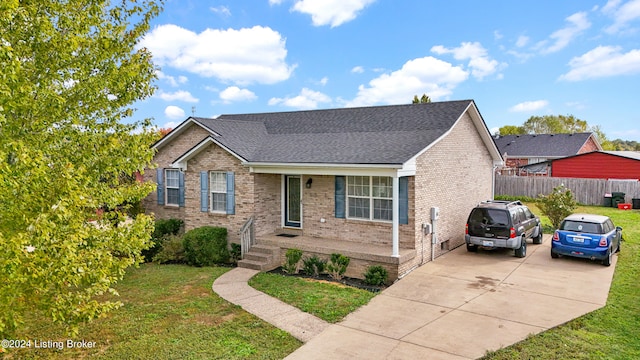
[{"xmin": 431, "ymin": 207, "xmax": 440, "ymax": 221}]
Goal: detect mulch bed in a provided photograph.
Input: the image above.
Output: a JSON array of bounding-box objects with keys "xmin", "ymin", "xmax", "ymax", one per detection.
[{"xmin": 266, "ymin": 267, "xmax": 387, "ymax": 293}]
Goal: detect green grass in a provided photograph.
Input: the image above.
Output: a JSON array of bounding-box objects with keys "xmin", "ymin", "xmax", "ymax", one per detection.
[
  {"xmin": 248, "ymin": 273, "xmax": 377, "ymax": 323},
  {"xmin": 3, "ymin": 264, "xmax": 301, "ymax": 360},
  {"xmin": 481, "ymin": 205, "xmax": 640, "ymax": 359}
]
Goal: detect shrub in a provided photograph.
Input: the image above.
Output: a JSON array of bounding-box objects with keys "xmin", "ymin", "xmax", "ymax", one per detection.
[
  {"xmin": 152, "ymin": 235, "xmax": 185, "ymax": 264},
  {"xmin": 230, "ymin": 243, "xmax": 242, "ymax": 264},
  {"xmin": 537, "ymin": 185, "xmax": 577, "ymax": 229},
  {"xmin": 302, "ymin": 255, "xmax": 326, "ymax": 277},
  {"xmin": 142, "ymin": 218, "xmax": 184, "ymax": 262},
  {"xmin": 282, "ymin": 248, "xmax": 303, "ymax": 274},
  {"xmin": 364, "ymin": 265, "xmax": 388, "ymax": 286},
  {"xmin": 182, "ymin": 226, "xmax": 229, "ymax": 266},
  {"xmin": 494, "ymin": 195, "xmax": 537, "ymax": 203},
  {"xmin": 326, "ymin": 253, "xmax": 350, "ymax": 281}
]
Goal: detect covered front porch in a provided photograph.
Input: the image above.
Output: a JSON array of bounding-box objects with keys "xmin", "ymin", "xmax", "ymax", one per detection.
[{"xmin": 256, "ymin": 232, "xmax": 417, "ymax": 281}]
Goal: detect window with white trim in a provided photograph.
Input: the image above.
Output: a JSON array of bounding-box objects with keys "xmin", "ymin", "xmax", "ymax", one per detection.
[
  {"xmin": 165, "ymin": 169, "xmax": 180, "ymax": 206},
  {"xmin": 347, "ymin": 176, "xmax": 392, "ymax": 221},
  {"xmin": 210, "ymin": 171, "xmax": 227, "ymax": 212}
]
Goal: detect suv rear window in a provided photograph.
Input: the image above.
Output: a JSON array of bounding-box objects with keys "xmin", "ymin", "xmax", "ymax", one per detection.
[
  {"xmin": 469, "ymin": 208, "xmax": 510, "ymax": 226},
  {"xmin": 560, "ymin": 220, "xmax": 603, "ymax": 234}
]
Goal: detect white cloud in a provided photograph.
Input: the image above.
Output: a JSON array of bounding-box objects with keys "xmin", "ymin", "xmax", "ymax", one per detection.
[
  {"xmin": 515, "ymin": 35, "xmax": 529, "ymax": 48},
  {"xmin": 269, "ymin": 0, "xmax": 283, "ymax": 5},
  {"xmin": 351, "ymin": 65, "xmax": 364, "ymax": 73},
  {"xmin": 164, "ymin": 105, "xmax": 186, "ymax": 120},
  {"xmin": 210, "ymin": 6, "xmax": 231, "ymax": 17},
  {"xmin": 156, "ymin": 71, "xmax": 188, "ymax": 87},
  {"xmin": 559, "ymin": 45, "xmax": 640, "ymax": 81},
  {"xmin": 494, "ymin": 30, "xmax": 503, "ymax": 40},
  {"xmin": 268, "ymin": 88, "xmax": 332, "ymax": 109},
  {"xmin": 431, "ymin": 42, "xmax": 503, "ymax": 80},
  {"xmin": 219, "ymin": 86, "xmax": 257, "ymax": 103},
  {"xmin": 509, "ymin": 100, "xmax": 549, "ymax": 112},
  {"xmin": 319, "ymin": 76, "xmax": 328, "ymax": 85},
  {"xmin": 157, "ymin": 90, "xmax": 199, "ymax": 103},
  {"xmin": 162, "ymin": 121, "xmax": 179, "ymax": 130},
  {"xmin": 345, "ymin": 56, "xmax": 468, "ymax": 107},
  {"xmin": 291, "ymin": 0, "xmax": 376, "ymax": 28},
  {"xmin": 537, "ymin": 12, "xmax": 591, "ymax": 54},
  {"xmin": 602, "ymin": 0, "xmax": 640, "ymax": 34},
  {"xmin": 140, "ymin": 25, "xmax": 295, "ymax": 85}
]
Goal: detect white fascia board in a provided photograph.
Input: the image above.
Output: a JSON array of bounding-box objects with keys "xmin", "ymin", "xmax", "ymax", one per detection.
[
  {"xmin": 172, "ymin": 136, "xmax": 247, "ymax": 171},
  {"xmin": 152, "ymin": 117, "xmax": 220, "ymax": 150},
  {"xmin": 246, "ymin": 162, "xmax": 401, "ymax": 176}
]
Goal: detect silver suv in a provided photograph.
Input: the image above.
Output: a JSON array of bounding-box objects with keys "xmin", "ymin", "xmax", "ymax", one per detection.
[{"xmin": 465, "ymin": 200, "xmax": 543, "ymax": 258}]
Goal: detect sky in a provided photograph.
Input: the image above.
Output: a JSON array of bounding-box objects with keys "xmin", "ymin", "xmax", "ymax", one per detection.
[{"xmin": 133, "ymin": 0, "xmax": 640, "ymax": 141}]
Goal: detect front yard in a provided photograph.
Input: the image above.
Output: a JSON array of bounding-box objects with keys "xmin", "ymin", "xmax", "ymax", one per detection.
[{"xmin": 2, "ymin": 265, "xmax": 301, "ymax": 359}]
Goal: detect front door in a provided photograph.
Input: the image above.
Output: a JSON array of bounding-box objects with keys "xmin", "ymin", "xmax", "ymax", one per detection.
[{"xmin": 285, "ymin": 175, "xmax": 302, "ymax": 228}]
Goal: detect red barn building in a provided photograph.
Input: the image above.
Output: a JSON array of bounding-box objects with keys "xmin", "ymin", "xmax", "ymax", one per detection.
[{"xmin": 550, "ymin": 151, "xmax": 640, "ymax": 180}]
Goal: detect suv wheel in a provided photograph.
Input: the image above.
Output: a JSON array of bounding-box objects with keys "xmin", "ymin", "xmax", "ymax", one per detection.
[
  {"xmin": 466, "ymin": 243, "xmax": 478, "ymax": 252},
  {"xmin": 532, "ymin": 226, "xmax": 543, "ymax": 244},
  {"xmin": 514, "ymin": 236, "xmax": 527, "ymax": 258}
]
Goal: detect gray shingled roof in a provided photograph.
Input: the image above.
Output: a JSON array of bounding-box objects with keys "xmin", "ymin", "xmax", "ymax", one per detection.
[
  {"xmin": 191, "ymin": 100, "xmax": 476, "ymax": 164},
  {"xmin": 494, "ymin": 133, "xmax": 595, "ymax": 158}
]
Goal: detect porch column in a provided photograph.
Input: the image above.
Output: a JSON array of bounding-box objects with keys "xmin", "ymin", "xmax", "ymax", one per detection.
[{"xmin": 392, "ymin": 175, "xmax": 399, "ymax": 257}]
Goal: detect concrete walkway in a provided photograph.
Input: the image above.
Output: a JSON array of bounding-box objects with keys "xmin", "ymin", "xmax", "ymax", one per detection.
[
  {"xmin": 212, "ymin": 267, "xmax": 329, "ymax": 342},
  {"xmin": 213, "ymin": 235, "xmax": 617, "ymax": 359}
]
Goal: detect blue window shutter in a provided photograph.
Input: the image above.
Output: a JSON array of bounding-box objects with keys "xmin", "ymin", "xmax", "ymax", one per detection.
[
  {"xmin": 178, "ymin": 171, "xmax": 185, "ymax": 207},
  {"xmin": 226, "ymin": 172, "xmax": 235, "ymax": 215},
  {"xmin": 156, "ymin": 168, "xmax": 165, "ymax": 206},
  {"xmin": 335, "ymin": 176, "xmax": 346, "ymax": 218},
  {"xmin": 399, "ymin": 177, "xmax": 409, "ymax": 225},
  {"xmin": 200, "ymin": 171, "xmax": 208, "ymax": 212}
]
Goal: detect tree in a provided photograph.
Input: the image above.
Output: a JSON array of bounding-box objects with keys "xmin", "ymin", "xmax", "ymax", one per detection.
[
  {"xmin": 497, "ymin": 125, "xmax": 525, "ymax": 136},
  {"xmin": 537, "ymin": 185, "xmax": 577, "ymax": 229},
  {"xmin": 0, "ymin": 0, "xmax": 161, "ymax": 336},
  {"xmin": 521, "ymin": 114, "xmax": 588, "ymax": 134},
  {"xmin": 412, "ymin": 94, "xmax": 432, "ymax": 103}
]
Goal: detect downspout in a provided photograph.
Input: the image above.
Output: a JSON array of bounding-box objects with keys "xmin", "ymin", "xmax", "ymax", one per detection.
[{"xmin": 392, "ymin": 175, "xmax": 400, "ymax": 257}]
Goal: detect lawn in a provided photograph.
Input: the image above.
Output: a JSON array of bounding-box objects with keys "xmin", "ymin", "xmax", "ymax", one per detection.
[
  {"xmin": 2, "ymin": 265, "xmax": 301, "ymax": 360},
  {"xmin": 248, "ymin": 272, "xmax": 377, "ymax": 323},
  {"xmin": 481, "ymin": 205, "xmax": 640, "ymax": 359}
]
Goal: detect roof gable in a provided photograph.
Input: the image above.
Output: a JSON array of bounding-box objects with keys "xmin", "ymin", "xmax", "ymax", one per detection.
[{"xmin": 494, "ymin": 133, "xmax": 599, "ymax": 158}]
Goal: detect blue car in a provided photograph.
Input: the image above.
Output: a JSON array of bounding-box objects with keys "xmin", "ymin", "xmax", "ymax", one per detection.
[{"xmin": 551, "ymin": 213, "xmax": 622, "ymax": 266}]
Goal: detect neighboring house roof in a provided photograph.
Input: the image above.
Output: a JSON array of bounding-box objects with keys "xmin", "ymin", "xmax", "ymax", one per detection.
[
  {"xmin": 155, "ymin": 100, "xmax": 501, "ymax": 167},
  {"xmin": 603, "ymin": 151, "xmax": 640, "ymax": 161},
  {"xmin": 494, "ymin": 133, "xmax": 599, "ymax": 158}
]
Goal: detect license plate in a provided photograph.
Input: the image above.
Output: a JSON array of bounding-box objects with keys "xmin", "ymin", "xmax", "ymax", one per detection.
[
  {"xmin": 482, "ymin": 240, "xmax": 494, "ymax": 247},
  {"xmin": 573, "ymin": 238, "xmax": 584, "ymax": 243}
]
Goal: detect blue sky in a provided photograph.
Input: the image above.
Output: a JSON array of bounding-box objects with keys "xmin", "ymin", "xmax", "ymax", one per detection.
[{"xmin": 135, "ymin": 0, "xmax": 640, "ymax": 141}]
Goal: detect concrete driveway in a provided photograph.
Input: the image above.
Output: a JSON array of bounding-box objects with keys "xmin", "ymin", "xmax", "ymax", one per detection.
[{"xmin": 285, "ymin": 235, "xmax": 617, "ymax": 359}]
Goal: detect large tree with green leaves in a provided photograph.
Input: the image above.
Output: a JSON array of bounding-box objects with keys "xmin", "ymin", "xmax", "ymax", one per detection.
[{"xmin": 0, "ymin": 0, "xmax": 161, "ymax": 336}]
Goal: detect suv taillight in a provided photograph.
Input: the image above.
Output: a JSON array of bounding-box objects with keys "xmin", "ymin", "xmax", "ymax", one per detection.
[
  {"xmin": 465, "ymin": 224, "xmax": 469, "ymax": 235},
  {"xmin": 553, "ymin": 231, "xmax": 559, "ymax": 241},
  {"xmin": 510, "ymin": 227, "xmax": 516, "ymax": 238},
  {"xmin": 599, "ymin": 236, "xmax": 608, "ymax": 247}
]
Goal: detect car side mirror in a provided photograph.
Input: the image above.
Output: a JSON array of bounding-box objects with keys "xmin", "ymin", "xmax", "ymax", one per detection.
[{"xmin": 616, "ymin": 226, "xmax": 623, "ymax": 231}]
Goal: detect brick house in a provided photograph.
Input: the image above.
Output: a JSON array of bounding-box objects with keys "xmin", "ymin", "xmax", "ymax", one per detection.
[
  {"xmin": 143, "ymin": 100, "xmax": 502, "ymax": 281},
  {"xmin": 494, "ymin": 133, "xmax": 601, "ymax": 176}
]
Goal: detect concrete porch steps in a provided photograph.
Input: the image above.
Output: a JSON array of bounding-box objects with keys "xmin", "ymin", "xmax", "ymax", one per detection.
[{"xmin": 237, "ymin": 244, "xmax": 281, "ymax": 271}]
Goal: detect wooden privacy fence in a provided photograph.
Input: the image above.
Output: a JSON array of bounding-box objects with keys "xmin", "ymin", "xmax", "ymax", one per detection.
[{"xmin": 495, "ymin": 175, "xmax": 640, "ymax": 206}]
